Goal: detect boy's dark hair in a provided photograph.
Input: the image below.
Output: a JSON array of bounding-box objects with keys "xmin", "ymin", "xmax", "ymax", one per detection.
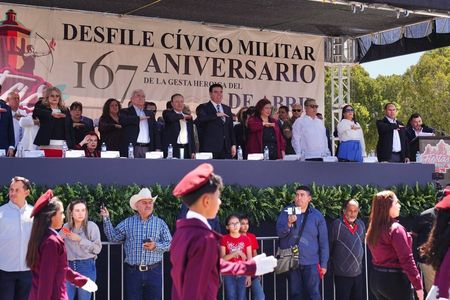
[
  {"xmin": 182, "ymin": 174, "xmax": 223, "ymax": 206},
  {"xmin": 296, "ymin": 185, "xmax": 312, "ymax": 196},
  {"xmin": 239, "ymin": 214, "xmax": 249, "ymax": 222}
]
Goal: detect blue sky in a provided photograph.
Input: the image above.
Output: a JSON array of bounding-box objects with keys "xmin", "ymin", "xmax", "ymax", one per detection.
[{"xmin": 361, "ymin": 52, "xmax": 423, "ymax": 78}]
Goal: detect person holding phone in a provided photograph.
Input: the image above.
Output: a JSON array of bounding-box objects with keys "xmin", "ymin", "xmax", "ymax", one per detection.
[
  {"xmin": 61, "ymin": 199, "xmax": 102, "ymax": 300},
  {"xmin": 100, "ymin": 188, "xmax": 172, "ymax": 300}
]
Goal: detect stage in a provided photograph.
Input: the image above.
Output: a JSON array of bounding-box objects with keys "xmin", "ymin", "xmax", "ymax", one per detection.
[{"xmin": 0, "ymin": 158, "xmax": 434, "ymax": 187}]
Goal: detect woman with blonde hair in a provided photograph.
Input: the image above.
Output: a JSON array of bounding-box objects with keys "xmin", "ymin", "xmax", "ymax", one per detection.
[
  {"xmin": 366, "ymin": 191, "xmax": 423, "ymax": 300},
  {"xmin": 32, "ymin": 86, "xmax": 74, "ymax": 150}
]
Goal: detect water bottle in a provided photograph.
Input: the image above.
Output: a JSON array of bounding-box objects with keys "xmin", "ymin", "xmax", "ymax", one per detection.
[
  {"xmin": 167, "ymin": 144, "xmax": 173, "ymax": 159},
  {"xmin": 128, "ymin": 143, "xmax": 134, "ymax": 158},
  {"xmin": 16, "ymin": 142, "xmax": 23, "ymax": 158},
  {"xmin": 237, "ymin": 146, "xmax": 243, "ymax": 160},
  {"xmin": 263, "ymin": 146, "xmax": 269, "ymax": 160},
  {"xmin": 62, "ymin": 141, "xmax": 68, "ymax": 158},
  {"xmin": 416, "ymin": 151, "xmax": 421, "ymax": 163},
  {"xmin": 101, "ymin": 142, "xmax": 107, "ymax": 152}
]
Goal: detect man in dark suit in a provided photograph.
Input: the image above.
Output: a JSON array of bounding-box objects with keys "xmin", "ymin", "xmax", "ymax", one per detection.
[
  {"xmin": 162, "ymin": 94, "xmax": 195, "ymax": 159},
  {"xmin": 195, "ymin": 84, "xmax": 236, "ymax": 159},
  {"xmin": 405, "ymin": 113, "xmax": 435, "ymax": 161},
  {"xmin": 0, "ymin": 84, "xmax": 15, "ymax": 157},
  {"xmin": 376, "ymin": 103, "xmax": 409, "ymax": 163},
  {"xmin": 119, "ymin": 89, "xmax": 161, "ymax": 158}
]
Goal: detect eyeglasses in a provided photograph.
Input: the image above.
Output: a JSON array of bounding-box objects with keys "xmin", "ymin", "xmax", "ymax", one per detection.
[
  {"xmin": 307, "ymin": 105, "xmax": 319, "ymax": 109},
  {"xmin": 344, "ymin": 108, "xmax": 354, "ymax": 112},
  {"xmin": 292, "ymin": 109, "xmax": 302, "ymax": 112},
  {"xmin": 228, "ymin": 222, "xmax": 240, "ymax": 226}
]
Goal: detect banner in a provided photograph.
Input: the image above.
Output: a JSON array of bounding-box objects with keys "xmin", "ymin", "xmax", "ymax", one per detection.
[{"xmin": 0, "ymin": 4, "xmax": 324, "ymax": 118}]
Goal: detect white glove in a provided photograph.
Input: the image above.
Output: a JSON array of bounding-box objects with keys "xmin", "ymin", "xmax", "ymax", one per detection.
[
  {"xmin": 81, "ymin": 278, "xmax": 98, "ymax": 293},
  {"xmin": 253, "ymin": 253, "xmax": 277, "ymax": 276}
]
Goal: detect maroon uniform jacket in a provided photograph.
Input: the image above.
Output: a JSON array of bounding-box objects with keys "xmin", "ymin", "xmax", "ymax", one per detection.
[
  {"xmin": 170, "ymin": 218, "xmax": 256, "ymax": 300},
  {"xmin": 29, "ymin": 230, "xmax": 88, "ymax": 300}
]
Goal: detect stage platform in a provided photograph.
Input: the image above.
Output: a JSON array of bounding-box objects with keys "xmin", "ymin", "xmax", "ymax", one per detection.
[{"xmin": 0, "ymin": 158, "xmax": 434, "ymax": 187}]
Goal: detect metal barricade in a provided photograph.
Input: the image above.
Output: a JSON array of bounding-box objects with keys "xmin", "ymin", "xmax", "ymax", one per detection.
[{"xmin": 94, "ymin": 237, "xmax": 370, "ymax": 300}]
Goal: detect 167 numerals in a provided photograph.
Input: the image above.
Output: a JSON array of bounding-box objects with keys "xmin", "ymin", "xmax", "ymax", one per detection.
[{"xmin": 74, "ymin": 51, "xmax": 137, "ymax": 102}]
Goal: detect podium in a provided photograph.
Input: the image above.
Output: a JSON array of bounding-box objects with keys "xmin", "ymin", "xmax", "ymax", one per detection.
[{"xmin": 412, "ymin": 137, "xmax": 450, "ymax": 184}]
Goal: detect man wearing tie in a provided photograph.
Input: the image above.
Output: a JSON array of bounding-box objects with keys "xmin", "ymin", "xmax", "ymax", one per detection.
[
  {"xmin": 195, "ymin": 84, "xmax": 236, "ymax": 159},
  {"xmin": 162, "ymin": 94, "xmax": 196, "ymax": 159},
  {"xmin": 376, "ymin": 102, "xmax": 409, "ymax": 163},
  {"xmin": 119, "ymin": 89, "xmax": 161, "ymax": 158}
]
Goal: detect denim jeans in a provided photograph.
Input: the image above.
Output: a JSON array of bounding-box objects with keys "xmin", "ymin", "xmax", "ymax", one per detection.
[
  {"xmin": 0, "ymin": 269, "xmax": 32, "ymax": 300},
  {"xmin": 67, "ymin": 258, "xmax": 97, "ymax": 300},
  {"xmin": 288, "ymin": 264, "xmax": 321, "ymax": 300},
  {"xmin": 125, "ymin": 263, "xmax": 162, "ymax": 300},
  {"xmin": 251, "ymin": 277, "xmax": 265, "ymax": 300},
  {"xmin": 223, "ymin": 275, "xmax": 247, "ymax": 300}
]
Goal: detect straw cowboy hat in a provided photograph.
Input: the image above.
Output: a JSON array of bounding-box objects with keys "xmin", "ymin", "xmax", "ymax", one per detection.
[{"xmin": 129, "ymin": 188, "xmax": 157, "ymax": 210}]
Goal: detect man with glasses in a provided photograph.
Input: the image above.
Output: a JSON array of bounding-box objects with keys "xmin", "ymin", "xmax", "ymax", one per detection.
[
  {"xmin": 376, "ymin": 103, "xmax": 409, "ymax": 163},
  {"xmin": 292, "ymin": 99, "xmax": 329, "ymax": 161},
  {"xmin": 119, "ymin": 89, "xmax": 161, "ymax": 158}
]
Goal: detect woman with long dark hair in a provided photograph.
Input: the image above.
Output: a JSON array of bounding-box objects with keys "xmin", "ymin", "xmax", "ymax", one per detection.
[
  {"xmin": 336, "ymin": 104, "xmax": 365, "ymax": 162},
  {"xmin": 366, "ymin": 191, "xmax": 423, "ymax": 300},
  {"xmin": 420, "ymin": 195, "xmax": 450, "ymax": 300},
  {"xmin": 26, "ymin": 190, "xmax": 97, "ymax": 299},
  {"xmin": 98, "ymin": 98, "xmax": 122, "ymax": 151},
  {"xmin": 62, "ymin": 199, "xmax": 102, "ymax": 300},
  {"xmin": 246, "ymin": 98, "xmax": 285, "ymax": 160}
]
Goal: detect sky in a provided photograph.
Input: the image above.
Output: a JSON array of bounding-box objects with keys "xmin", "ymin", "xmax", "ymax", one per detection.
[{"xmin": 361, "ymin": 52, "xmax": 423, "ymax": 78}]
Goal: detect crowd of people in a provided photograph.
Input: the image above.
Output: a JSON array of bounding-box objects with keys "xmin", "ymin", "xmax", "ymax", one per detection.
[
  {"xmin": 0, "ymin": 83, "xmax": 437, "ymax": 161},
  {"xmin": 1, "ymin": 171, "xmax": 449, "ymax": 300}
]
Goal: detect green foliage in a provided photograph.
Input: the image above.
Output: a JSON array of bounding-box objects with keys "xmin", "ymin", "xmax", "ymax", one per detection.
[
  {"xmin": 0, "ymin": 183, "xmax": 436, "ymax": 228},
  {"xmin": 324, "ymin": 47, "xmax": 450, "ymax": 153}
]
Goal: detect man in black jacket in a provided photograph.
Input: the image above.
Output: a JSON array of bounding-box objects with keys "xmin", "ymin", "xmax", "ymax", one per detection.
[
  {"xmin": 405, "ymin": 113, "xmax": 435, "ymax": 161},
  {"xmin": 376, "ymin": 103, "xmax": 409, "ymax": 163},
  {"xmin": 161, "ymin": 94, "xmax": 195, "ymax": 158},
  {"xmin": 119, "ymin": 89, "xmax": 161, "ymax": 158},
  {"xmin": 195, "ymin": 84, "xmax": 236, "ymax": 159}
]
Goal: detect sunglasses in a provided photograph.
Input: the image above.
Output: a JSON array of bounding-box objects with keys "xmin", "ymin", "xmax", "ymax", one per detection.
[
  {"xmin": 292, "ymin": 109, "xmax": 302, "ymax": 112},
  {"xmin": 344, "ymin": 108, "xmax": 354, "ymax": 112},
  {"xmin": 307, "ymin": 105, "xmax": 319, "ymax": 108}
]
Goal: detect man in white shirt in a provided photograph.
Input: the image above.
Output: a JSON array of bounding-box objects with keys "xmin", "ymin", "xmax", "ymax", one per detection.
[
  {"xmin": 292, "ymin": 99, "xmax": 329, "ymax": 161},
  {"xmin": 0, "ymin": 176, "xmax": 33, "ymax": 300},
  {"xmin": 376, "ymin": 103, "xmax": 409, "ymax": 163},
  {"xmin": 6, "ymin": 92, "xmax": 24, "ymax": 150}
]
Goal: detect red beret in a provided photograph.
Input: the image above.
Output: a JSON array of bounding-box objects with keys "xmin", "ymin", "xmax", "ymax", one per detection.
[
  {"xmin": 31, "ymin": 189, "xmax": 54, "ymax": 217},
  {"xmin": 173, "ymin": 163, "xmax": 214, "ymax": 197},
  {"xmin": 436, "ymin": 194, "xmax": 450, "ymax": 210}
]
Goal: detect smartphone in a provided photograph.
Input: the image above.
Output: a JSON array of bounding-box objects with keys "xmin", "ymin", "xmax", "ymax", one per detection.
[
  {"xmin": 143, "ymin": 238, "xmax": 152, "ymax": 244},
  {"xmin": 100, "ymin": 202, "xmax": 106, "ymax": 210}
]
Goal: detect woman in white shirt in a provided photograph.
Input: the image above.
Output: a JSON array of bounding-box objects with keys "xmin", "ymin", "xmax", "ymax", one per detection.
[
  {"xmin": 61, "ymin": 199, "xmax": 102, "ymax": 300},
  {"xmin": 337, "ymin": 104, "xmax": 366, "ymax": 162}
]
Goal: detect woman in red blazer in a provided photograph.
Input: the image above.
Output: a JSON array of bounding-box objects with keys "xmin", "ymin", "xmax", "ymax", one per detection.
[{"xmin": 246, "ymin": 98, "xmax": 285, "ymax": 160}]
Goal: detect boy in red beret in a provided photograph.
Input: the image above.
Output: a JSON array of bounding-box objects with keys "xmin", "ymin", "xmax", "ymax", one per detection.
[{"xmin": 170, "ymin": 163, "xmax": 276, "ymax": 299}]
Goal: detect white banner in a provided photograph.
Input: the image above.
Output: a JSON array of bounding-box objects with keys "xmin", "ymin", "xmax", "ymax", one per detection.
[{"xmin": 0, "ymin": 4, "xmax": 324, "ymax": 118}]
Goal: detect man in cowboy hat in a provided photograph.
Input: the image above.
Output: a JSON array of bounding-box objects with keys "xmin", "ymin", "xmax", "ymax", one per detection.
[{"xmin": 100, "ymin": 188, "xmax": 172, "ymax": 300}]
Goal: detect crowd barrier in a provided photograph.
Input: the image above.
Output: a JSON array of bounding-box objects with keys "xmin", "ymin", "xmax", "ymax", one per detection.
[{"xmin": 92, "ymin": 237, "xmax": 373, "ymax": 300}]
